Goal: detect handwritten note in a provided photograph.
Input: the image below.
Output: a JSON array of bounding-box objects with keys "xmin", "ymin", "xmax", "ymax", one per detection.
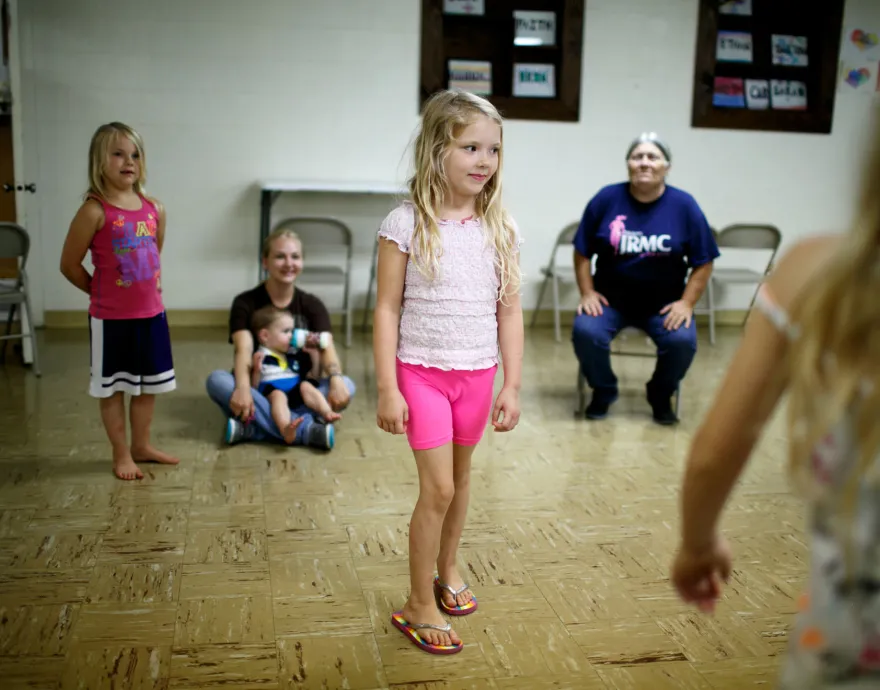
[
  {"xmin": 717, "ymin": 31, "xmax": 753, "ymax": 63},
  {"xmin": 513, "ymin": 63, "xmax": 555, "ymax": 98},
  {"xmin": 770, "ymin": 80, "xmax": 807, "ymax": 110},
  {"xmin": 772, "ymin": 35, "xmax": 808, "ymax": 67},
  {"xmin": 514, "ymin": 10, "xmax": 556, "ymax": 46}
]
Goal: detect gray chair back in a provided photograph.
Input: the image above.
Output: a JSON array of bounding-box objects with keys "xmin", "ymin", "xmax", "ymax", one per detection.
[
  {"xmin": 0, "ymin": 222, "xmax": 29, "ymax": 265},
  {"xmin": 270, "ymin": 217, "xmax": 352, "ymax": 273},
  {"xmin": 716, "ymin": 224, "xmax": 781, "ymax": 251}
]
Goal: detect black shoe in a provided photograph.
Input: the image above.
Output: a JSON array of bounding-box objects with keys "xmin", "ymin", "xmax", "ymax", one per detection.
[
  {"xmin": 585, "ymin": 393, "xmax": 617, "ymax": 420},
  {"xmin": 646, "ymin": 386, "xmax": 678, "ymax": 425},
  {"xmin": 306, "ymin": 421, "xmax": 335, "ymax": 450}
]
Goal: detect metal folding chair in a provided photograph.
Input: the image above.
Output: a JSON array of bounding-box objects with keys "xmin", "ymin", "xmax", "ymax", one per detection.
[
  {"xmin": 0, "ymin": 222, "xmax": 40, "ymax": 376},
  {"xmin": 529, "ymin": 222, "xmax": 580, "ymax": 342},
  {"xmin": 270, "ymin": 217, "xmax": 354, "ymax": 348}
]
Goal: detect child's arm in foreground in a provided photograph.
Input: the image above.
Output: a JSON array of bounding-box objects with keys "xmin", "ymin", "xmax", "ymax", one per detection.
[
  {"xmin": 373, "ymin": 239, "xmax": 408, "ymax": 434},
  {"xmin": 673, "ymin": 236, "xmax": 838, "ymax": 608},
  {"xmin": 493, "ymin": 261, "xmax": 524, "ymax": 432}
]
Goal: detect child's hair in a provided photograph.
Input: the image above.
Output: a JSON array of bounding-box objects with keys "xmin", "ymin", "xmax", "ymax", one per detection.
[
  {"xmin": 407, "ymin": 89, "xmax": 521, "ymax": 301},
  {"xmin": 252, "ymin": 305, "xmax": 291, "ymax": 335},
  {"xmin": 787, "ymin": 105, "xmax": 880, "ymax": 497},
  {"xmin": 85, "ymin": 122, "xmax": 147, "ymax": 200},
  {"xmin": 262, "ymin": 226, "xmax": 303, "ymax": 260}
]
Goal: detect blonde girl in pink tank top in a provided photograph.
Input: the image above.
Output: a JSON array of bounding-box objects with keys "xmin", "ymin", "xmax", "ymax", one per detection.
[
  {"xmin": 60, "ymin": 122, "xmax": 178, "ymax": 481},
  {"xmin": 373, "ymin": 90, "xmax": 524, "ymax": 655}
]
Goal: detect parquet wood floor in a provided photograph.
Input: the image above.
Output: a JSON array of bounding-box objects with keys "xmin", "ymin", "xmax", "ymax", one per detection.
[{"xmin": 0, "ymin": 326, "xmax": 807, "ymax": 689}]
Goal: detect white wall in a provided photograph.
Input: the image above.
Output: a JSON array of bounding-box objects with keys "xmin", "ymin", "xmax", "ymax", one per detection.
[{"xmin": 16, "ymin": 0, "xmax": 880, "ymax": 323}]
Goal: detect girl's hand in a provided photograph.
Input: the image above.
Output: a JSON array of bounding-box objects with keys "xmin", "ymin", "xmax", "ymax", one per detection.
[
  {"xmin": 377, "ymin": 389, "xmax": 408, "ymax": 435},
  {"xmin": 492, "ymin": 386, "xmax": 521, "ymax": 432},
  {"xmin": 671, "ymin": 536, "xmax": 733, "ymax": 614}
]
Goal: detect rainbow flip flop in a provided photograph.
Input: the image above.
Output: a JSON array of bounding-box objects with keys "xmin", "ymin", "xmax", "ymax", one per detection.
[
  {"xmin": 433, "ymin": 576, "xmax": 478, "ymax": 616},
  {"xmin": 390, "ymin": 611, "xmax": 463, "ymax": 655}
]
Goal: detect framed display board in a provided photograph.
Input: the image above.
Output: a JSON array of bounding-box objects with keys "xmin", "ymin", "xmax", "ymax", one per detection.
[
  {"xmin": 690, "ymin": 0, "xmax": 845, "ymax": 134},
  {"xmin": 420, "ymin": 0, "xmax": 585, "ymax": 122}
]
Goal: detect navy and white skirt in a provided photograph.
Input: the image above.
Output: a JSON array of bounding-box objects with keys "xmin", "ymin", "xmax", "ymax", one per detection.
[{"xmin": 88, "ymin": 311, "xmax": 176, "ymax": 398}]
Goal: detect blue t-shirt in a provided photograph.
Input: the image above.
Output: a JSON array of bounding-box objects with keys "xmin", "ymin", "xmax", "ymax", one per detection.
[{"xmin": 572, "ymin": 182, "xmax": 720, "ymax": 316}]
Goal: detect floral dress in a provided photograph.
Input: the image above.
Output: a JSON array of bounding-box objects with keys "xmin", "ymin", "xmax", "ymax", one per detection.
[{"xmin": 755, "ymin": 286, "xmax": 880, "ymax": 689}]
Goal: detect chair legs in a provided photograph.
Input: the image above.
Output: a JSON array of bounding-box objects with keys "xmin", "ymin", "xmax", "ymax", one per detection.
[
  {"xmin": 707, "ymin": 278, "xmax": 716, "ymax": 346},
  {"xmin": 529, "ymin": 272, "xmax": 550, "ymax": 329},
  {"xmin": 0, "ymin": 303, "xmax": 14, "ymax": 364},
  {"xmin": 574, "ymin": 360, "xmax": 683, "ymax": 421},
  {"xmin": 551, "ymin": 275, "xmax": 561, "ymax": 343}
]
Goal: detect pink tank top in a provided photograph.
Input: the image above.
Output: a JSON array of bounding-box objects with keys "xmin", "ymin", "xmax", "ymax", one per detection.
[{"xmin": 87, "ymin": 194, "xmax": 165, "ymax": 320}]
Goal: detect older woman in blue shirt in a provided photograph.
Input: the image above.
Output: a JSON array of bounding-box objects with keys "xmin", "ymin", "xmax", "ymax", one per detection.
[{"xmin": 572, "ymin": 133, "xmax": 719, "ymax": 425}]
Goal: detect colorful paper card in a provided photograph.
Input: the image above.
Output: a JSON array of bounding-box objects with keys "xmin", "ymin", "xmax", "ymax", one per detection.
[
  {"xmin": 448, "ymin": 60, "xmax": 492, "ymax": 95},
  {"xmin": 838, "ymin": 60, "xmax": 879, "ymax": 93},
  {"xmin": 444, "ymin": 0, "xmax": 485, "ymax": 15},
  {"xmin": 513, "ymin": 63, "xmax": 555, "ymax": 98},
  {"xmin": 514, "ymin": 10, "xmax": 556, "ymax": 46},
  {"xmin": 719, "ymin": 0, "xmax": 752, "ymax": 16},
  {"xmin": 717, "ymin": 31, "xmax": 753, "ymax": 63},
  {"xmin": 772, "ymin": 35, "xmax": 808, "ymax": 66},
  {"xmin": 713, "ymin": 77, "xmax": 745, "ymax": 107},
  {"xmin": 841, "ymin": 27, "xmax": 880, "ymax": 62}
]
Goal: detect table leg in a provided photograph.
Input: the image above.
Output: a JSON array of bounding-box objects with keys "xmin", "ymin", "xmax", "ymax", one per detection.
[{"xmin": 362, "ymin": 237, "xmax": 379, "ymax": 333}]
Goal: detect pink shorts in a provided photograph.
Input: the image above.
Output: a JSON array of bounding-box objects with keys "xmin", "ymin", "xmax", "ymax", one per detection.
[{"xmin": 396, "ymin": 360, "xmax": 498, "ymax": 451}]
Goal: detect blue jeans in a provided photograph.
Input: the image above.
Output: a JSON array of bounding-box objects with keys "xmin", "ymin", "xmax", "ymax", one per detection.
[
  {"xmin": 205, "ymin": 370, "xmax": 356, "ymax": 445},
  {"xmin": 571, "ymin": 306, "xmax": 697, "ymax": 403}
]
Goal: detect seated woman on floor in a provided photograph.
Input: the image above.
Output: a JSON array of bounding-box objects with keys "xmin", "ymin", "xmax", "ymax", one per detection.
[{"xmin": 205, "ymin": 226, "xmax": 356, "ymax": 450}]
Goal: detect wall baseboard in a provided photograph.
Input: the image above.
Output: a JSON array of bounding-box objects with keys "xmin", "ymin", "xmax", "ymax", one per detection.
[{"xmin": 43, "ymin": 308, "xmax": 751, "ymax": 330}]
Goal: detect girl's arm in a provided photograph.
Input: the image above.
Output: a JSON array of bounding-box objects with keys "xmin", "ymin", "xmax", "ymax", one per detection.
[
  {"xmin": 373, "ymin": 239, "xmax": 407, "ymax": 395},
  {"xmin": 679, "ymin": 236, "xmax": 838, "ymax": 551},
  {"xmin": 496, "ymin": 271, "xmax": 523, "ymax": 392},
  {"xmin": 59, "ymin": 200, "xmax": 103, "ymax": 295},
  {"xmin": 150, "ymin": 198, "xmax": 166, "ymax": 252}
]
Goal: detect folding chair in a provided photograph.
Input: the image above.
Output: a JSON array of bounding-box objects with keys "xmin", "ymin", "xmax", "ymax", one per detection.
[
  {"xmin": 0, "ymin": 222, "xmax": 40, "ymax": 376},
  {"xmin": 530, "ymin": 221, "xmax": 580, "ymax": 342},
  {"xmin": 708, "ymin": 224, "xmax": 782, "ymax": 332},
  {"xmin": 270, "ymin": 217, "xmax": 354, "ymax": 348},
  {"xmin": 575, "ymin": 327, "xmax": 681, "ymax": 419}
]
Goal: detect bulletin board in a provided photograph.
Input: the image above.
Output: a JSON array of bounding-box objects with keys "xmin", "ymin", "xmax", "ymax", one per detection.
[
  {"xmin": 690, "ymin": 0, "xmax": 845, "ymax": 134},
  {"xmin": 419, "ymin": 0, "xmax": 585, "ymax": 122}
]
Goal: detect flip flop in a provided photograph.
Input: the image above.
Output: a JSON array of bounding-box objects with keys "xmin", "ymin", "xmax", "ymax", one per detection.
[
  {"xmin": 391, "ymin": 611, "xmax": 463, "ymax": 655},
  {"xmin": 433, "ymin": 576, "xmax": 478, "ymax": 616}
]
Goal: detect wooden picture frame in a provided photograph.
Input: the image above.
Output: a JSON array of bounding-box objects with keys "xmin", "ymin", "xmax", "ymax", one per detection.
[
  {"xmin": 420, "ymin": 0, "xmax": 585, "ymax": 122},
  {"xmin": 691, "ymin": 0, "xmax": 845, "ymax": 134}
]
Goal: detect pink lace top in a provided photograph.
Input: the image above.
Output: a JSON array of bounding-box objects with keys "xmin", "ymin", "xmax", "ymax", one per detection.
[{"xmin": 377, "ymin": 202, "xmax": 522, "ymax": 371}]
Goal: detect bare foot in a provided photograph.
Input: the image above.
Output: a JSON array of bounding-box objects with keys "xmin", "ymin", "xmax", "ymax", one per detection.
[
  {"xmin": 282, "ymin": 416, "xmax": 305, "ymax": 444},
  {"xmin": 400, "ymin": 600, "xmax": 460, "ymax": 647},
  {"xmin": 437, "ymin": 569, "xmax": 474, "ymax": 608},
  {"xmin": 113, "ymin": 450, "xmax": 143, "ymax": 481},
  {"xmin": 131, "ymin": 444, "xmax": 179, "ymax": 465},
  {"xmin": 322, "ymin": 410, "xmax": 342, "ymax": 423}
]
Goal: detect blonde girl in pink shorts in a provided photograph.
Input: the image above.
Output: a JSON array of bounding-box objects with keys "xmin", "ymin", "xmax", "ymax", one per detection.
[{"xmin": 373, "ymin": 89, "xmax": 524, "ymax": 655}]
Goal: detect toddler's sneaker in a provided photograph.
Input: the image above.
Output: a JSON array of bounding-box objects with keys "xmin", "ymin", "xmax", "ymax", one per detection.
[
  {"xmin": 306, "ymin": 421, "xmax": 335, "ymax": 450},
  {"xmin": 225, "ymin": 418, "xmax": 246, "ymax": 445}
]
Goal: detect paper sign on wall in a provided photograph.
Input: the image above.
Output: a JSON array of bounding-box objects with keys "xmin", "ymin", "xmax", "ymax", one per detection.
[
  {"xmin": 745, "ymin": 79, "xmax": 769, "ymax": 109},
  {"xmin": 513, "ymin": 63, "xmax": 555, "ymax": 98},
  {"xmin": 717, "ymin": 31, "xmax": 753, "ymax": 63},
  {"xmin": 448, "ymin": 60, "xmax": 492, "ymax": 95},
  {"xmin": 713, "ymin": 77, "xmax": 745, "ymax": 107},
  {"xmin": 444, "ymin": 0, "xmax": 484, "ymax": 15},
  {"xmin": 839, "ymin": 60, "xmax": 879, "ymax": 94},
  {"xmin": 772, "ymin": 35, "xmax": 808, "ymax": 66},
  {"xmin": 770, "ymin": 80, "xmax": 807, "ymax": 109},
  {"xmin": 841, "ymin": 26, "xmax": 880, "ymax": 62},
  {"xmin": 719, "ymin": 0, "xmax": 752, "ymax": 16},
  {"xmin": 513, "ymin": 10, "xmax": 556, "ymax": 46}
]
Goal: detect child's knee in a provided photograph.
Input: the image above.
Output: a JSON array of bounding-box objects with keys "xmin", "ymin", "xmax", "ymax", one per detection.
[{"xmin": 421, "ymin": 479, "xmax": 456, "ymax": 511}]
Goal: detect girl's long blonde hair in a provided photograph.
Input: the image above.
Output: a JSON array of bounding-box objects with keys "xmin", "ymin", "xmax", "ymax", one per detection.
[
  {"xmin": 407, "ymin": 89, "xmax": 521, "ymax": 301},
  {"xmin": 786, "ymin": 105, "xmax": 880, "ymax": 495},
  {"xmin": 85, "ymin": 121, "xmax": 147, "ymax": 200}
]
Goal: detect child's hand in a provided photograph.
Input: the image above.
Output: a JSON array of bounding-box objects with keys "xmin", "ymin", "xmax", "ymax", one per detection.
[
  {"xmin": 376, "ymin": 389, "xmax": 408, "ymax": 435},
  {"xmin": 671, "ymin": 536, "xmax": 733, "ymax": 614},
  {"xmin": 492, "ymin": 386, "xmax": 521, "ymax": 432}
]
